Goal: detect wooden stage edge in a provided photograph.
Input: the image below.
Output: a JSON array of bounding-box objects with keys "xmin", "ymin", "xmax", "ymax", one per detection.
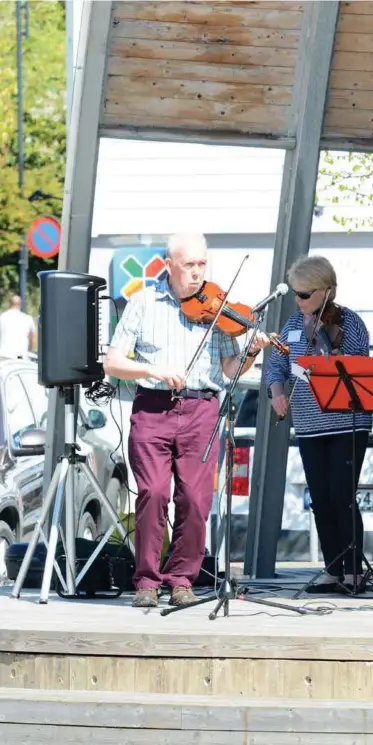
[
  {"xmin": 1, "ymin": 586, "xmax": 373, "ymax": 699},
  {"xmin": 2, "ymin": 586, "xmax": 373, "ymax": 742},
  {"xmin": 2, "ymin": 585, "xmax": 373, "ymax": 661}
]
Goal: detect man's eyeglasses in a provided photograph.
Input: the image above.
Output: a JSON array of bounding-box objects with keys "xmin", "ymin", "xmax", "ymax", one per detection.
[{"xmin": 292, "ymin": 289, "xmax": 318, "ymax": 300}]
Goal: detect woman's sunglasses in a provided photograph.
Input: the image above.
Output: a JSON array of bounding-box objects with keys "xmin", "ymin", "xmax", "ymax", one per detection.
[{"xmin": 291, "ymin": 289, "xmax": 318, "ymax": 300}]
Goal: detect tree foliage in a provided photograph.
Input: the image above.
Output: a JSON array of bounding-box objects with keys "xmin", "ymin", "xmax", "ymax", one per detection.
[
  {"xmin": 0, "ymin": 1, "xmax": 66, "ymax": 301},
  {"xmin": 318, "ymin": 150, "xmax": 373, "ymax": 229}
]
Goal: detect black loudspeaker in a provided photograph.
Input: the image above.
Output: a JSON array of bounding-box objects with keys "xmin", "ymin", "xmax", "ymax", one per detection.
[{"xmin": 38, "ymin": 270, "xmax": 106, "ymax": 388}]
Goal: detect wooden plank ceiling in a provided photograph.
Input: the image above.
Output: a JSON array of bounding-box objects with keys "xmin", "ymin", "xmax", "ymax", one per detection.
[{"xmin": 100, "ymin": 1, "xmax": 373, "ymax": 147}]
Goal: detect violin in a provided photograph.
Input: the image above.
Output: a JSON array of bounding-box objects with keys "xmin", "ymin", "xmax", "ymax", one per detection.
[
  {"xmin": 276, "ymin": 293, "xmax": 344, "ymax": 425},
  {"xmin": 181, "ymin": 281, "xmax": 290, "ymax": 356},
  {"xmin": 314, "ymin": 302, "xmax": 344, "ymax": 352}
]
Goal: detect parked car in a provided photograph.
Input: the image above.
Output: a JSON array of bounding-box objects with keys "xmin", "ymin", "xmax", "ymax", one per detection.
[{"xmin": 0, "ymin": 357, "xmax": 129, "ymax": 576}]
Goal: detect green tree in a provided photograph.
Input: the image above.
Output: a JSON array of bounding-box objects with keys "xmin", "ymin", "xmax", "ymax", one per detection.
[
  {"xmin": 0, "ymin": 0, "xmax": 66, "ymax": 304},
  {"xmin": 317, "ymin": 150, "xmax": 373, "ymax": 230}
]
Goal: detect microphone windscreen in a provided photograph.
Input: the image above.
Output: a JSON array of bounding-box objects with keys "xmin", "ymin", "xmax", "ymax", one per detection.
[{"xmin": 277, "ymin": 283, "xmax": 289, "ymax": 296}]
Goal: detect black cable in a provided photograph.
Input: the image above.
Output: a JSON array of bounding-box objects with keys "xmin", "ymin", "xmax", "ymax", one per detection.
[
  {"xmin": 109, "ymin": 528, "xmax": 136, "ymax": 561},
  {"xmin": 108, "ymin": 385, "xmax": 137, "ymax": 496},
  {"xmin": 85, "ymin": 294, "xmax": 138, "ymax": 494},
  {"xmin": 84, "ymin": 379, "xmax": 117, "ymax": 406},
  {"xmin": 82, "ymin": 295, "xmax": 139, "ymax": 562},
  {"xmin": 103, "ymin": 297, "xmax": 136, "ymax": 550}
]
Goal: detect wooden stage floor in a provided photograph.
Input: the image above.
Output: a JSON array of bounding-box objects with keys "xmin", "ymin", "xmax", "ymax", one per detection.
[
  {"xmin": 1, "ymin": 578, "xmax": 373, "ymax": 743},
  {"xmin": 2, "ymin": 582, "xmax": 373, "ymax": 665}
]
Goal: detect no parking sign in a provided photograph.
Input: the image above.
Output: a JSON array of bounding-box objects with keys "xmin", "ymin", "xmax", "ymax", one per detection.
[{"xmin": 27, "ymin": 216, "xmax": 61, "ymax": 259}]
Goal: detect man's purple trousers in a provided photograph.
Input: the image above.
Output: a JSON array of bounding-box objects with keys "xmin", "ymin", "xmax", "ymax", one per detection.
[{"xmin": 128, "ymin": 389, "xmax": 220, "ymax": 589}]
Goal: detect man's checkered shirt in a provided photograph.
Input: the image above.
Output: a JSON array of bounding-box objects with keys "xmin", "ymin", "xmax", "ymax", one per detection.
[{"xmin": 110, "ymin": 278, "xmax": 240, "ymax": 391}]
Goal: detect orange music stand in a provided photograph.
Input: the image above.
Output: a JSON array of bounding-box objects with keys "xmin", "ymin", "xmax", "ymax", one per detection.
[
  {"xmin": 294, "ymin": 355, "xmax": 373, "ymax": 596},
  {"xmin": 297, "ymin": 355, "xmax": 373, "ymax": 415}
]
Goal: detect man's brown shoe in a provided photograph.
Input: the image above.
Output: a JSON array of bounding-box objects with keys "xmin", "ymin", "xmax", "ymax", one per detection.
[
  {"xmin": 169, "ymin": 586, "xmax": 197, "ymax": 606},
  {"xmin": 132, "ymin": 588, "xmax": 158, "ymax": 608}
]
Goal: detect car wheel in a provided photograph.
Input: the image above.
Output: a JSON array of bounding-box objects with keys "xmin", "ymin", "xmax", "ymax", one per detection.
[
  {"xmin": 106, "ymin": 476, "xmax": 128, "ymax": 513},
  {"xmin": 78, "ymin": 512, "xmax": 97, "ymax": 542},
  {"xmin": 0, "ymin": 520, "xmax": 14, "ymax": 579}
]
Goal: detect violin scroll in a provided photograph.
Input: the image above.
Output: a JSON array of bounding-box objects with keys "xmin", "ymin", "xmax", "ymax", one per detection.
[{"xmin": 268, "ymin": 334, "xmax": 290, "ymax": 356}]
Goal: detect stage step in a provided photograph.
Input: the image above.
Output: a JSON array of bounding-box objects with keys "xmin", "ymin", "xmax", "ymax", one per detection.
[{"xmin": 1, "ymin": 688, "xmax": 373, "ymax": 744}]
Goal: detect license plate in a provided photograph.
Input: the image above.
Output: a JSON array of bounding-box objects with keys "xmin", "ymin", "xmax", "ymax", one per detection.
[
  {"xmin": 356, "ymin": 490, "xmax": 373, "ymax": 512},
  {"xmin": 304, "ymin": 487, "xmax": 373, "ymax": 512}
]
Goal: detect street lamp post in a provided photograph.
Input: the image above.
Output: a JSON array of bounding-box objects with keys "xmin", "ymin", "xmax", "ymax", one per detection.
[
  {"xmin": 15, "ymin": 0, "xmax": 29, "ymax": 311},
  {"xmin": 28, "ymin": 190, "xmax": 63, "ymax": 204}
]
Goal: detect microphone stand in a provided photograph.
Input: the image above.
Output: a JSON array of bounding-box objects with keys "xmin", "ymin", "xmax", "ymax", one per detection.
[{"xmin": 161, "ymin": 310, "xmax": 308, "ymax": 620}]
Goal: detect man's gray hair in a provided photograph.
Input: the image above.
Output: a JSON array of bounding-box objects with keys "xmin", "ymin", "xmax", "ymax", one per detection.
[{"xmin": 166, "ymin": 233, "xmax": 207, "ymax": 259}]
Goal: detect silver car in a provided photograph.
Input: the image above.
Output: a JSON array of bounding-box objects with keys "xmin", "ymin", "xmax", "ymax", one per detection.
[{"xmin": 0, "ymin": 357, "xmax": 128, "ymax": 575}]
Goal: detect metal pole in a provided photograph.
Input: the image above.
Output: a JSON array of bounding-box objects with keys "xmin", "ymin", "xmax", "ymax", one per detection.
[
  {"xmin": 15, "ymin": 3, "xmax": 24, "ymax": 196},
  {"xmin": 65, "ymin": 0, "xmax": 74, "ymax": 130},
  {"xmin": 215, "ymin": 394, "xmax": 228, "ymax": 569},
  {"xmin": 244, "ymin": 0, "xmax": 340, "ymax": 578},
  {"xmin": 43, "ymin": 2, "xmax": 111, "ymax": 505},
  {"xmin": 15, "ymin": 1, "xmax": 29, "ymax": 312},
  {"xmin": 309, "ymin": 511, "xmax": 319, "ymax": 563}
]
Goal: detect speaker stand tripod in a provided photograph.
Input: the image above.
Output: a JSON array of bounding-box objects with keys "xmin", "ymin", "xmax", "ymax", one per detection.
[
  {"xmin": 162, "ymin": 318, "xmax": 312, "ymax": 620},
  {"xmin": 11, "ymin": 386, "xmax": 134, "ymax": 604}
]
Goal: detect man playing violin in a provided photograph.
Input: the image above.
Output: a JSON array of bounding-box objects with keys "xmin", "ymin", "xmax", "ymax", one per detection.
[
  {"xmin": 104, "ymin": 233, "xmax": 269, "ymax": 608},
  {"xmin": 266, "ymin": 255, "xmax": 372, "ymax": 594}
]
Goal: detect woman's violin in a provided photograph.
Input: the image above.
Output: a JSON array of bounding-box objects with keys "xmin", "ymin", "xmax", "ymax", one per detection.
[
  {"xmin": 314, "ymin": 301, "xmax": 344, "ymax": 353},
  {"xmin": 181, "ymin": 280, "xmax": 290, "ymax": 356},
  {"xmin": 276, "ymin": 291, "xmax": 344, "ymax": 425}
]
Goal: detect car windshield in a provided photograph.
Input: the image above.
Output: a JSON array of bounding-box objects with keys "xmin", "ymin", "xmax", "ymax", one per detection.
[{"xmin": 5, "ymin": 373, "xmax": 36, "ymax": 449}]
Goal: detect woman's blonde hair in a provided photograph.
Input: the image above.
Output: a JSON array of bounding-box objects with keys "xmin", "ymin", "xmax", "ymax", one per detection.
[{"xmin": 287, "ymin": 256, "xmax": 337, "ymax": 302}]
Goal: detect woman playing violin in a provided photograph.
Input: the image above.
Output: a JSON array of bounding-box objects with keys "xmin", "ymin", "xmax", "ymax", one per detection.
[
  {"xmin": 104, "ymin": 233, "xmax": 270, "ymax": 608},
  {"xmin": 266, "ymin": 255, "xmax": 372, "ymax": 594}
]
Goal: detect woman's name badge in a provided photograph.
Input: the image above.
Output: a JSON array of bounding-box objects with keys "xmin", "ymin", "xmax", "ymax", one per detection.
[
  {"xmin": 291, "ymin": 362, "xmax": 309, "ymax": 382},
  {"xmin": 287, "ymin": 330, "xmax": 302, "ymax": 342}
]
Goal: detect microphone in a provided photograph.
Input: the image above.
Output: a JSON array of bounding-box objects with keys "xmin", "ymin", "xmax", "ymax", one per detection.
[{"xmin": 252, "ymin": 283, "xmax": 288, "ymax": 314}]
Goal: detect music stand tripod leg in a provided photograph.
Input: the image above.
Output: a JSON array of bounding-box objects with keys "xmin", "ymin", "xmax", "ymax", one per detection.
[
  {"xmin": 360, "ymin": 558, "xmax": 373, "ymax": 592},
  {"xmin": 348, "ymin": 408, "xmax": 373, "ymax": 594},
  {"xmin": 11, "ymin": 462, "xmax": 62, "ymax": 599},
  {"xmin": 292, "ymin": 546, "xmax": 348, "ymax": 599},
  {"xmin": 208, "ymin": 394, "xmax": 236, "ymax": 620},
  {"xmin": 342, "ymin": 408, "xmax": 373, "ymax": 595}
]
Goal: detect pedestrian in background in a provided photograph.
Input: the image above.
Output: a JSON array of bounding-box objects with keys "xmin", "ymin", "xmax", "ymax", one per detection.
[{"xmin": 0, "ymin": 295, "xmax": 37, "ymax": 358}]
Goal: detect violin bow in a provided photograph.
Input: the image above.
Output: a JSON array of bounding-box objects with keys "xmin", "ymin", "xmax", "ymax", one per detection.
[
  {"xmin": 174, "ymin": 254, "xmax": 250, "ymax": 397},
  {"xmin": 276, "ymin": 288, "xmax": 331, "ymax": 424}
]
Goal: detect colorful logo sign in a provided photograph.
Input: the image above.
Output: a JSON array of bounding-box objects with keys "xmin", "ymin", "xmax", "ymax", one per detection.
[{"xmin": 110, "ymin": 245, "xmax": 167, "ymax": 303}]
